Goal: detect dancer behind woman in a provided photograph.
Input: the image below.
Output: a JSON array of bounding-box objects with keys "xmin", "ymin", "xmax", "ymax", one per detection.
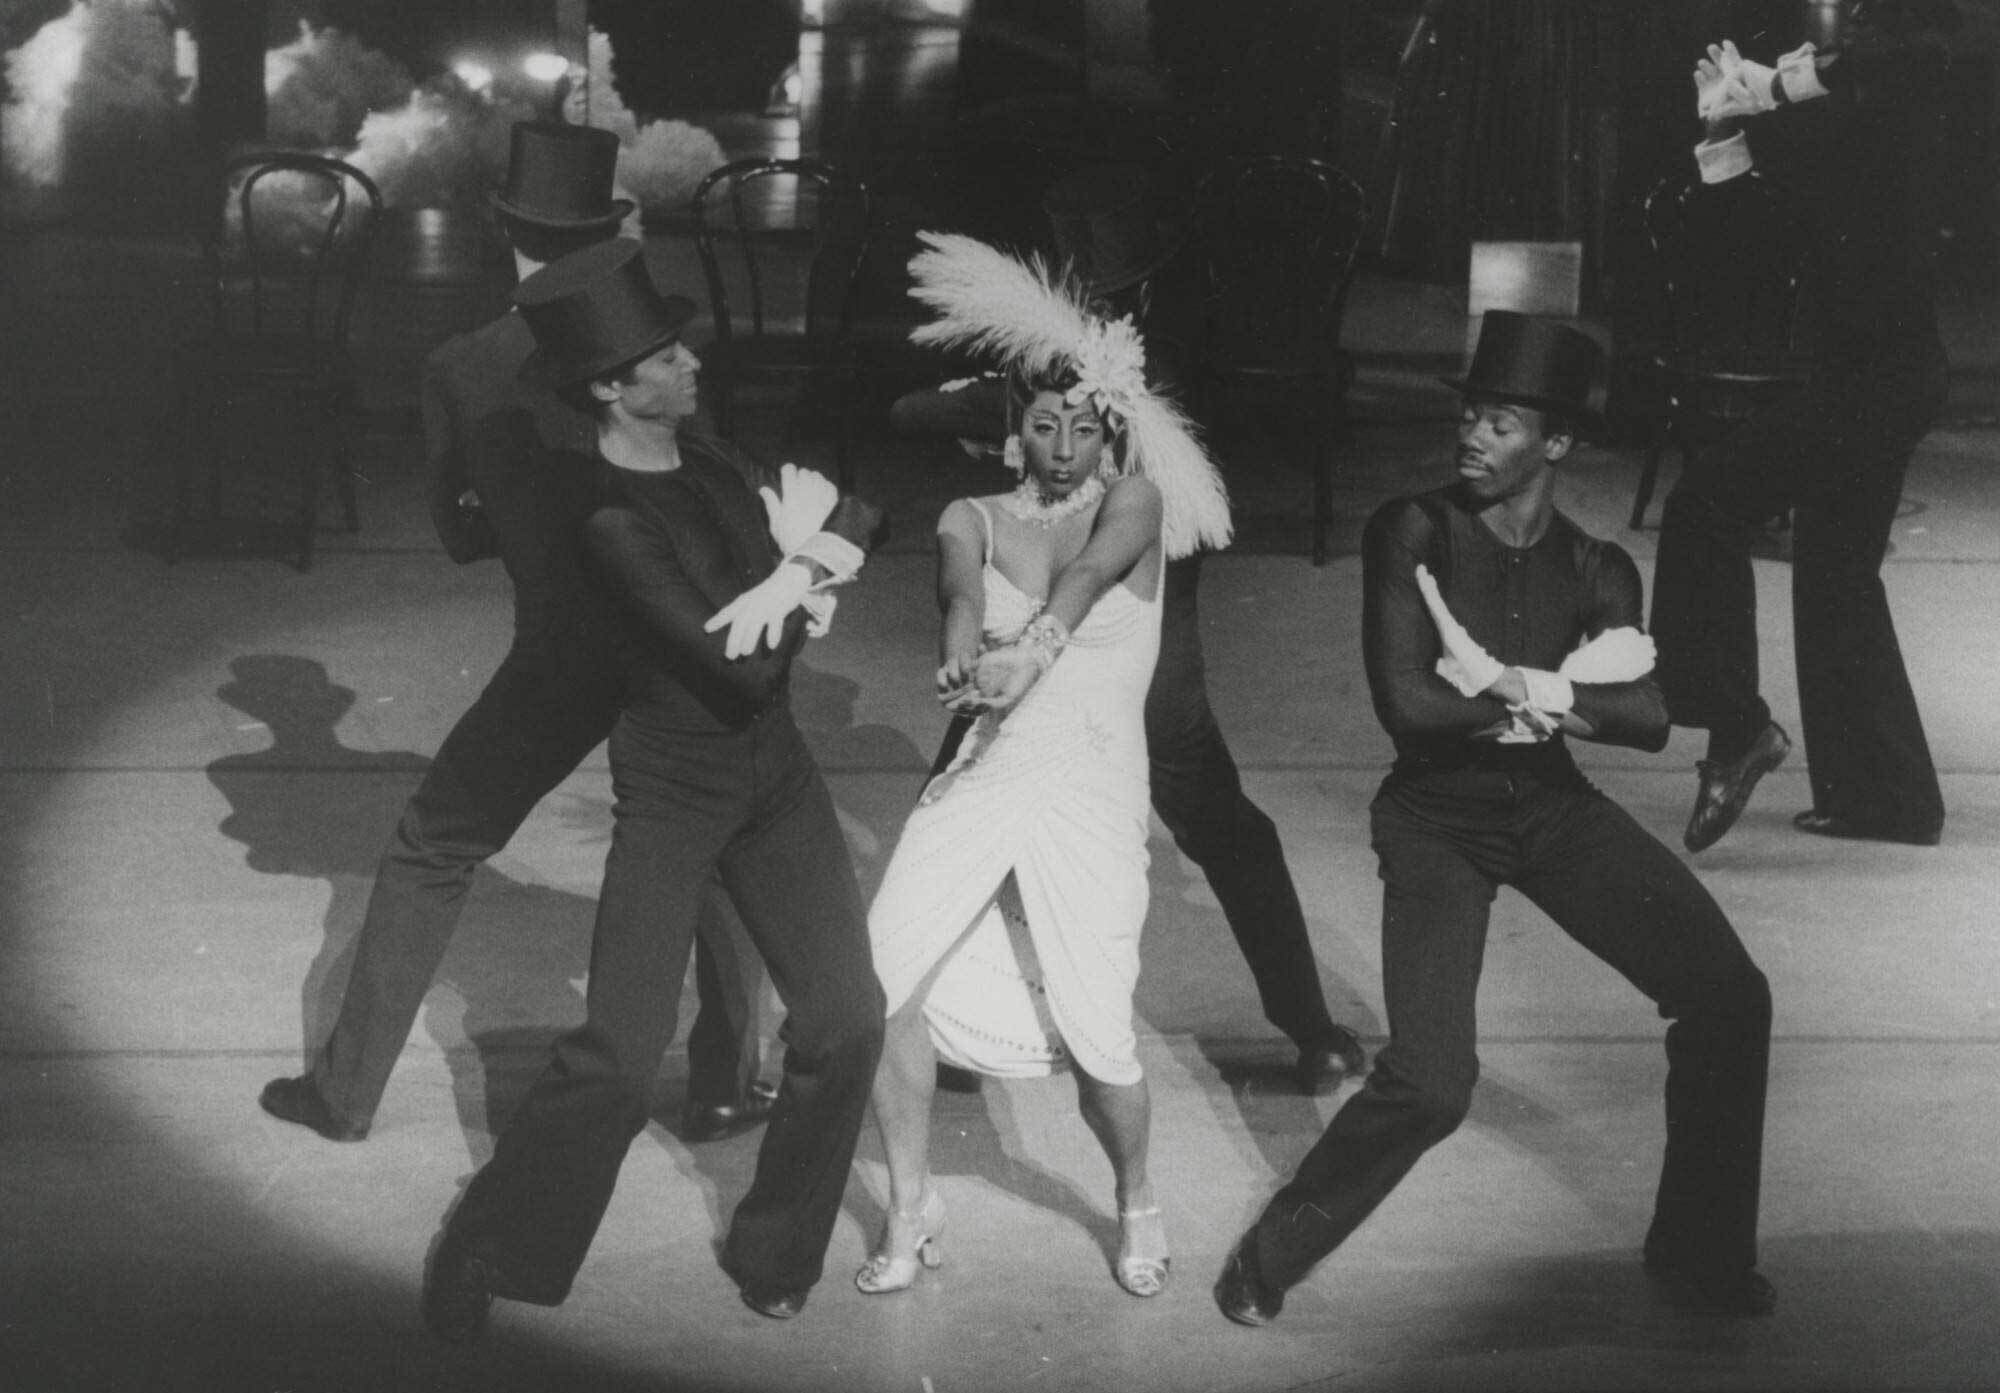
[{"xmin": 857, "ymin": 234, "xmax": 1233, "ymax": 1301}]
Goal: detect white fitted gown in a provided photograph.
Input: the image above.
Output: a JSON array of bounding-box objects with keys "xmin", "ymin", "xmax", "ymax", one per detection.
[{"xmin": 868, "ymin": 500, "xmax": 1163, "ymax": 1085}]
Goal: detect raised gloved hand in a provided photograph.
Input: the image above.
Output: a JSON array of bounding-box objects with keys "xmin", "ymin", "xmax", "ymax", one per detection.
[
  {"xmin": 1413, "ymin": 564, "xmax": 1505, "ymax": 696},
  {"xmin": 1698, "ymin": 39, "xmax": 1779, "ymax": 122},
  {"xmin": 758, "ymin": 463, "xmax": 840, "ymax": 557},
  {"xmin": 1774, "ymin": 41, "xmax": 1829, "ymax": 103},
  {"xmin": 704, "ymin": 561, "xmax": 814, "ymax": 659}
]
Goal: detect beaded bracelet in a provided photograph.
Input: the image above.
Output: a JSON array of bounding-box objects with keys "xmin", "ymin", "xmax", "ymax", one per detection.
[{"xmin": 1020, "ymin": 613, "xmax": 1070, "ymax": 674}]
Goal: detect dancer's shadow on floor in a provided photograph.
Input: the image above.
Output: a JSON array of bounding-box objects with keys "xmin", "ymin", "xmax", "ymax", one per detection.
[{"xmin": 207, "ymin": 654, "xmax": 596, "ymax": 1148}]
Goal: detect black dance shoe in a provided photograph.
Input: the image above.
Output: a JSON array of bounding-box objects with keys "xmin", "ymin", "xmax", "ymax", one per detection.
[
  {"xmin": 739, "ymin": 1280, "xmax": 810, "ymax": 1320},
  {"xmin": 1793, "ymin": 809, "xmax": 1941, "ymax": 846},
  {"xmin": 1644, "ymin": 1253, "xmax": 1777, "ymax": 1318},
  {"xmin": 1294, "ymin": 1028, "xmax": 1369, "ymax": 1096},
  {"xmin": 422, "ymin": 1234, "xmax": 499, "ymax": 1343},
  {"xmin": 259, "ymin": 1075, "xmax": 367, "ymax": 1142},
  {"xmin": 682, "ymin": 1080, "xmax": 778, "ymax": 1143},
  {"xmin": 1684, "ymin": 721, "xmax": 1791, "ymax": 852},
  {"xmin": 1214, "ymin": 1235, "xmax": 1284, "ymax": 1327}
]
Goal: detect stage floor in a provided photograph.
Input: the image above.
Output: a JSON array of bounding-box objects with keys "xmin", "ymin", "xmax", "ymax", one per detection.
[{"xmin": 3, "ymin": 369, "xmax": 1998, "ymax": 1389}]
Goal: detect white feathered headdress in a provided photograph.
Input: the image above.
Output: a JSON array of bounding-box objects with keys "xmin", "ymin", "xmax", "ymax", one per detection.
[{"xmin": 906, "ymin": 231, "xmax": 1232, "ymax": 560}]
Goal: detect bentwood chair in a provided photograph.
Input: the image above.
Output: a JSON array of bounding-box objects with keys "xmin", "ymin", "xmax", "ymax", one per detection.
[
  {"xmin": 690, "ymin": 158, "xmax": 873, "ymax": 492},
  {"xmin": 1196, "ymin": 156, "xmax": 1368, "ymax": 565},
  {"xmin": 1629, "ymin": 167, "xmax": 1812, "ymax": 530},
  {"xmin": 168, "ymin": 152, "xmax": 382, "ymax": 569}
]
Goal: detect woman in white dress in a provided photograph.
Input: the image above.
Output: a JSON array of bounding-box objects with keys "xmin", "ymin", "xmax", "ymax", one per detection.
[{"xmin": 854, "ymin": 233, "xmax": 1233, "ymax": 1301}]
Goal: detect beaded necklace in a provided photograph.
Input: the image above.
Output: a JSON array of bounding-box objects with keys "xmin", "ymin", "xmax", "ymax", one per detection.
[{"xmin": 999, "ymin": 472, "xmax": 1105, "ymax": 528}]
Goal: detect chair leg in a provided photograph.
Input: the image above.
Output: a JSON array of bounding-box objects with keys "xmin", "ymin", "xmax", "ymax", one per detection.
[
  {"xmin": 1311, "ymin": 431, "xmax": 1331, "ymax": 567},
  {"xmin": 296, "ymin": 409, "xmax": 320, "ymax": 572},
  {"xmin": 1629, "ymin": 434, "xmax": 1666, "ymax": 531},
  {"xmin": 835, "ymin": 382, "xmax": 855, "ymax": 494},
  {"xmin": 165, "ymin": 383, "xmax": 198, "ymax": 564},
  {"xmin": 335, "ymin": 399, "xmax": 360, "ymax": 534}
]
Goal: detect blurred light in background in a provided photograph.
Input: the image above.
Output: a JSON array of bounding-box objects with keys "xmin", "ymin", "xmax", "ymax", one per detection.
[
  {"xmin": 452, "ymin": 59, "xmax": 494, "ymax": 94},
  {"xmin": 521, "ymin": 51, "xmax": 569, "ymax": 84}
]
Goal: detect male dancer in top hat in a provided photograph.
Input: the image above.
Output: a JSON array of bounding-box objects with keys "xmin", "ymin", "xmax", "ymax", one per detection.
[
  {"xmin": 1214, "ymin": 312, "xmax": 1775, "ymax": 1325},
  {"xmin": 259, "ymin": 121, "xmax": 769, "ymax": 1146},
  {"xmin": 891, "ymin": 163, "xmax": 1367, "ymax": 1094},
  {"xmin": 422, "ymin": 239, "xmax": 887, "ymax": 1338},
  {"xmin": 1651, "ymin": 0, "xmax": 1960, "ymax": 851}
]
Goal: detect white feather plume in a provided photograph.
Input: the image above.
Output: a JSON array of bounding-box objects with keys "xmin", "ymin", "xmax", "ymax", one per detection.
[
  {"xmin": 907, "ymin": 231, "xmax": 1092, "ymax": 378},
  {"xmin": 1125, "ymin": 394, "xmax": 1233, "ymax": 559},
  {"xmin": 906, "ymin": 230, "xmax": 1233, "ymax": 560}
]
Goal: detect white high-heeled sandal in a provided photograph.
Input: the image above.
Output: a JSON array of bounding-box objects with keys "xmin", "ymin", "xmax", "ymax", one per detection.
[
  {"xmin": 1114, "ymin": 1204, "xmax": 1170, "ymax": 1298},
  {"xmin": 854, "ymin": 1188, "xmax": 946, "ymax": 1295}
]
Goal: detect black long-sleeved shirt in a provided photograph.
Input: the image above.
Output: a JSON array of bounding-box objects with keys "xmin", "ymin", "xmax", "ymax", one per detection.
[
  {"xmin": 1363, "ymin": 487, "xmax": 1668, "ymax": 775},
  {"xmin": 1725, "ymin": 1, "xmax": 1962, "ymax": 356},
  {"xmin": 583, "ymin": 432, "xmax": 885, "ymax": 733}
]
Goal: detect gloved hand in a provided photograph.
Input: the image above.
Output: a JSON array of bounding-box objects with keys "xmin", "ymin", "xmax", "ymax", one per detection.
[
  {"xmin": 1774, "ymin": 41, "xmax": 1829, "ymax": 103},
  {"xmin": 704, "ymin": 561, "xmax": 814, "ymax": 659},
  {"xmin": 800, "ymin": 591, "xmax": 837, "ymax": 639},
  {"xmin": 1558, "ymin": 626, "xmax": 1656, "ymax": 683},
  {"xmin": 758, "ymin": 463, "xmax": 840, "ymax": 556},
  {"xmin": 1698, "ymin": 39, "xmax": 1779, "ymax": 122},
  {"xmin": 1413, "ymin": 564, "xmax": 1505, "ymax": 696},
  {"xmin": 1496, "ymin": 703, "xmax": 1563, "ymax": 744}
]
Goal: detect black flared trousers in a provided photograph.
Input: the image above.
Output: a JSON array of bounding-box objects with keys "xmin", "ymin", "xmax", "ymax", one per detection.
[
  {"xmin": 1649, "ymin": 343, "xmax": 1947, "ymax": 832},
  {"xmin": 1248, "ymin": 764, "xmax": 1771, "ymax": 1292},
  {"xmin": 313, "ymin": 644, "xmax": 761, "ymax": 1131},
  {"xmin": 445, "ymin": 704, "xmax": 884, "ymax": 1301}
]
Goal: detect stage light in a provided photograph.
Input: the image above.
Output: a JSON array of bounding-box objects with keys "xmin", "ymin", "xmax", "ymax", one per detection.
[
  {"xmin": 522, "ymin": 51, "xmax": 568, "ymax": 84},
  {"xmin": 452, "ymin": 60, "xmax": 494, "ymax": 94}
]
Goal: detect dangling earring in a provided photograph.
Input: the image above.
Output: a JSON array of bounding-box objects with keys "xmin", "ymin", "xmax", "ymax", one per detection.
[{"xmin": 1002, "ymin": 434, "xmax": 1025, "ymax": 475}]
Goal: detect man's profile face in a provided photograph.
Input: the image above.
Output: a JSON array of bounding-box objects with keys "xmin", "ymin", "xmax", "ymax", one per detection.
[
  {"xmin": 604, "ymin": 338, "xmax": 702, "ymax": 422},
  {"xmin": 1455, "ymin": 397, "xmax": 1570, "ymax": 503}
]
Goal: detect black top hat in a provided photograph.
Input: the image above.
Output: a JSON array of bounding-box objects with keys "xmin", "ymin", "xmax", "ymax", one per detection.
[
  {"xmin": 491, "ymin": 121, "xmax": 636, "ymax": 231},
  {"xmin": 1042, "ymin": 163, "xmax": 1191, "ymax": 296},
  {"xmin": 1442, "ymin": 311, "xmax": 1605, "ymax": 435},
  {"xmin": 888, "ymin": 372, "xmax": 1010, "ymax": 445},
  {"xmin": 514, "ymin": 239, "xmax": 697, "ymax": 389}
]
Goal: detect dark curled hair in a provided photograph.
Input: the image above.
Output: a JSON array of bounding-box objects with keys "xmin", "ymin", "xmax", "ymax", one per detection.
[{"xmin": 555, "ymin": 351, "xmax": 651, "ymax": 416}]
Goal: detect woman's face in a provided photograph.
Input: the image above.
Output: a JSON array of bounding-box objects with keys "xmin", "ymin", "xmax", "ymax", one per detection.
[{"xmin": 1018, "ymin": 390, "xmax": 1109, "ymax": 495}]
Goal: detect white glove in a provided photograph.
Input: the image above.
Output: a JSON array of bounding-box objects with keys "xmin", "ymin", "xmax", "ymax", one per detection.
[
  {"xmin": 703, "ymin": 561, "xmax": 814, "ymax": 659},
  {"xmin": 1413, "ymin": 564, "xmax": 1505, "ymax": 696},
  {"xmin": 1699, "ymin": 40, "xmax": 1779, "ymax": 122},
  {"xmin": 758, "ymin": 463, "xmax": 840, "ymax": 557},
  {"xmin": 1774, "ymin": 42, "xmax": 1829, "ymax": 103},
  {"xmin": 801, "ymin": 591, "xmax": 837, "ymax": 639},
  {"xmin": 1558, "ymin": 626, "xmax": 1656, "ymax": 683},
  {"xmin": 1496, "ymin": 703, "xmax": 1563, "ymax": 744}
]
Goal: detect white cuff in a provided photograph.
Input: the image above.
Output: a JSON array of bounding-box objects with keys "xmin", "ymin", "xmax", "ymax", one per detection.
[
  {"xmin": 1777, "ymin": 53, "xmax": 1829, "ymax": 104},
  {"xmin": 1519, "ymin": 668, "xmax": 1575, "ymax": 717},
  {"xmin": 788, "ymin": 531, "xmax": 865, "ymax": 587},
  {"xmin": 801, "ymin": 591, "xmax": 837, "ymax": 638},
  {"xmin": 1696, "ymin": 131, "xmax": 1754, "ymax": 184},
  {"xmin": 1436, "ymin": 652, "xmax": 1505, "ymax": 699}
]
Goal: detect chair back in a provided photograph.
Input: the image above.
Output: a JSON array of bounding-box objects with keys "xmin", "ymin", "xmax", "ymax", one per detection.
[
  {"xmin": 690, "ymin": 158, "xmax": 872, "ymax": 349},
  {"xmin": 1201, "ymin": 156, "xmax": 1367, "ymax": 373},
  {"xmin": 1643, "ymin": 169, "xmax": 1809, "ymax": 378},
  {"xmin": 206, "ymin": 152, "xmax": 383, "ymax": 346}
]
